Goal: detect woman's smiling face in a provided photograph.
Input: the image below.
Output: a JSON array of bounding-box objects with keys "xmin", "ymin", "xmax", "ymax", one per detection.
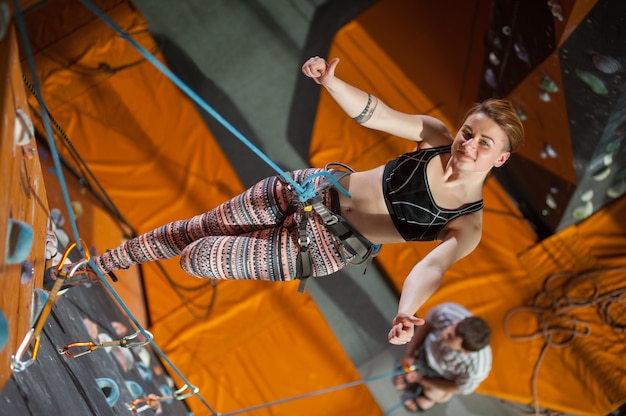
[{"xmin": 451, "ymin": 112, "xmax": 510, "ymax": 172}]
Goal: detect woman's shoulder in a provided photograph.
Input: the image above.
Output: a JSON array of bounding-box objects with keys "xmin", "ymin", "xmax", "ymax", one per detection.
[
  {"xmin": 441, "ymin": 210, "xmax": 483, "ymax": 245},
  {"xmin": 417, "ymin": 137, "xmax": 454, "ymax": 151},
  {"xmin": 418, "ymin": 116, "xmax": 455, "ymax": 148}
]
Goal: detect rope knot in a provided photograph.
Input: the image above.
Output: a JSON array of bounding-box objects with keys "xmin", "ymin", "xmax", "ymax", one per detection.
[{"xmin": 296, "ymin": 181, "xmax": 319, "ymax": 203}]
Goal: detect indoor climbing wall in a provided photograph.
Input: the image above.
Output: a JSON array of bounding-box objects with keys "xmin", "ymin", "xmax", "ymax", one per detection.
[
  {"xmin": 1, "ymin": 10, "xmax": 191, "ymax": 415},
  {"xmin": 478, "ymin": 0, "xmax": 626, "ymax": 238},
  {"xmin": 0, "ymin": 17, "xmax": 49, "ymax": 391},
  {"xmin": 557, "ymin": 2, "xmax": 626, "ymax": 230},
  {"xmin": 2, "ymin": 0, "xmax": 383, "ymax": 415}
]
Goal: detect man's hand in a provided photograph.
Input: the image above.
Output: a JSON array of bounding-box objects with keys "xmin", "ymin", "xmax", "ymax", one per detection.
[
  {"xmin": 405, "ymin": 370, "xmax": 423, "ymax": 384},
  {"xmin": 388, "ymin": 312, "xmax": 425, "ymax": 345}
]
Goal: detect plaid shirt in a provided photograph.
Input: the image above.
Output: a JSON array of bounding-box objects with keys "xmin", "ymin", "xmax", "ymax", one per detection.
[{"xmin": 423, "ymin": 303, "xmax": 492, "ymax": 394}]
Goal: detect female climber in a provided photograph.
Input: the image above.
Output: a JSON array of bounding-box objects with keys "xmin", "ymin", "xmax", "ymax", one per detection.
[{"xmin": 53, "ymin": 56, "xmax": 524, "ymax": 345}]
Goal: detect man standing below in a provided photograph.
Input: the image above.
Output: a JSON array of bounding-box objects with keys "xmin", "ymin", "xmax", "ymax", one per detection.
[{"xmin": 394, "ymin": 302, "xmax": 492, "ymax": 412}]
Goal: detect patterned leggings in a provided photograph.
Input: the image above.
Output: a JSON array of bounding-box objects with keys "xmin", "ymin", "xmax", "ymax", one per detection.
[{"xmin": 92, "ymin": 169, "xmax": 349, "ymax": 281}]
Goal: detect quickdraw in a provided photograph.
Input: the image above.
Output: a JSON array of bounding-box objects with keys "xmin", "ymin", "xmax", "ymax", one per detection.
[
  {"xmin": 11, "ymin": 240, "xmax": 90, "ymax": 372},
  {"xmin": 128, "ymin": 384, "xmax": 199, "ymax": 413},
  {"xmin": 57, "ymin": 329, "xmax": 154, "ymax": 359}
]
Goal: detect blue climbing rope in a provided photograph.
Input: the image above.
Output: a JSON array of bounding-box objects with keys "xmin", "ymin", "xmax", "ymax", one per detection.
[
  {"xmin": 12, "ymin": 0, "xmax": 84, "ymax": 255},
  {"xmin": 78, "ymin": 0, "xmax": 350, "ymax": 203},
  {"xmin": 218, "ymin": 367, "xmax": 409, "ymax": 416}
]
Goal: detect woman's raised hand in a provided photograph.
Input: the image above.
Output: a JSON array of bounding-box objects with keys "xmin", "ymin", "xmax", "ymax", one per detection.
[{"xmin": 301, "ymin": 56, "xmax": 340, "ymax": 85}]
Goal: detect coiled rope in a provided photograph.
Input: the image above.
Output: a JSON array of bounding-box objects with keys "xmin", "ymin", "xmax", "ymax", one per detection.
[{"xmin": 503, "ymin": 267, "xmax": 626, "ymax": 415}]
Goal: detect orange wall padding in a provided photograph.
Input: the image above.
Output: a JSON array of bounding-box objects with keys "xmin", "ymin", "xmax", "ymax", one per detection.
[
  {"xmin": 311, "ymin": 5, "xmax": 626, "ymax": 415},
  {"xmin": 21, "ymin": 1, "xmax": 381, "ymax": 414},
  {"xmin": 355, "ymin": 0, "xmax": 494, "ymax": 127}
]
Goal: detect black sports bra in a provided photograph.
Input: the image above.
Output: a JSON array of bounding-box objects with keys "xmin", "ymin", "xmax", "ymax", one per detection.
[{"xmin": 382, "ymin": 145, "xmax": 484, "ymax": 241}]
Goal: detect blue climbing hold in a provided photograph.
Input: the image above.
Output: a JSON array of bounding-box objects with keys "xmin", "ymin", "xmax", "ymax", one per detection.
[
  {"xmin": 96, "ymin": 377, "xmax": 120, "ymax": 407},
  {"xmin": 135, "ymin": 361, "xmax": 152, "ymax": 383},
  {"xmin": 6, "ymin": 219, "xmax": 34, "ymax": 264},
  {"xmin": 124, "ymin": 380, "xmax": 144, "ymax": 400},
  {"xmin": 0, "ymin": 309, "xmax": 8, "ymax": 351}
]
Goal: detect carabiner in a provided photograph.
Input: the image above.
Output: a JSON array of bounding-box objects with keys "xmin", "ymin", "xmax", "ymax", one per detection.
[
  {"xmin": 58, "ymin": 341, "xmax": 99, "ymax": 358},
  {"xmin": 57, "ymin": 330, "xmax": 153, "ymax": 359},
  {"xmin": 128, "ymin": 384, "xmax": 199, "ymax": 413},
  {"xmin": 119, "ymin": 330, "xmax": 153, "ymax": 349},
  {"xmin": 11, "ymin": 240, "xmax": 92, "ymax": 372},
  {"xmin": 173, "ymin": 384, "xmax": 200, "ymax": 401}
]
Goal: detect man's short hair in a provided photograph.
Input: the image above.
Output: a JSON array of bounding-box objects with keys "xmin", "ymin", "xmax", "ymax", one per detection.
[{"xmin": 455, "ymin": 316, "xmax": 491, "ymax": 352}]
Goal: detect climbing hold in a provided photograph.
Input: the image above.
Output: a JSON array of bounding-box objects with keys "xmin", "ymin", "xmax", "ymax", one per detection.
[
  {"xmin": 112, "ymin": 345, "xmax": 135, "ymax": 372},
  {"xmin": 592, "ymin": 166, "xmax": 611, "ymax": 181},
  {"xmin": 576, "ymin": 70, "xmax": 609, "ymax": 95},
  {"xmin": 6, "ymin": 219, "xmax": 34, "ymax": 264},
  {"xmin": 83, "ymin": 318, "xmax": 99, "ymax": 339},
  {"xmin": 96, "ymin": 378, "xmax": 120, "ymax": 407},
  {"xmin": 71, "ymin": 201, "xmax": 84, "ymax": 219},
  {"xmin": 137, "ymin": 346, "xmax": 151, "ymax": 366},
  {"xmin": 21, "ymin": 260, "xmax": 34, "ymax": 284},
  {"xmin": 45, "ymin": 227, "xmax": 58, "ymax": 260},
  {"xmin": 591, "ymin": 52, "xmax": 622, "ymax": 74},
  {"xmin": 0, "ymin": 309, "xmax": 8, "ymax": 351},
  {"xmin": 111, "ymin": 321, "xmax": 128, "ymax": 337},
  {"xmin": 124, "ymin": 380, "xmax": 144, "ymax": 400},
  {"xmin": 484, "ymin": 68, "xmax": 497, "ymax": 88},
  {"xmin": 31, "ymin": 289, "xmax": 49, "ymax": 327},
  {"xmin": 607, "ymin": 179, "xmax": 626, "ymax": 199},
  {"xmin": 14, "ymin": 108, "xmax": 34, "ymax": 146},
  {"xmin": 540, "ymin": 73, "xmax": 558, "ymax": 93},
  {"xmin": 135, "ymin": 361, "xmax": 153, "ymax": 383},
  {"xmin": 49, "ymin": 208, "xmax": 65, "ymax": 228}
]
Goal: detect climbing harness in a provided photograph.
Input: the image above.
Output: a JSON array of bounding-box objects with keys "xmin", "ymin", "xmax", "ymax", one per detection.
[
  {"xmin": 128, "ymin": 384, "xmax": 199, "ymax": 414},
  {"xmin": 75, "ymin": 1, "xmax": 371, "ymax": 289},
  {"xmin": 57, "ymin": 329, "xmax": 154, "ymax": 359},
  {"xmin": 295, "ymin": 163, "xmax": 382, "ymax": 293}
]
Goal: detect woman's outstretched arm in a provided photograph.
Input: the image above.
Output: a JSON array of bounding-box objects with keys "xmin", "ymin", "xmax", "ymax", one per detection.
[
  {"xmin": 301, "ymin": 56, "xmax": 451, "ymax": 143},
  {"xmin": 388, "ymin": 216, "xmax": 482, "ymax": 345}
]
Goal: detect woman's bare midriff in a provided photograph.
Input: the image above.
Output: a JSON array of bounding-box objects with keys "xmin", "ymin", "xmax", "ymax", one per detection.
[{"xmin": 337, "ymin": 165, "xmax": 406, "ymax": 244}]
